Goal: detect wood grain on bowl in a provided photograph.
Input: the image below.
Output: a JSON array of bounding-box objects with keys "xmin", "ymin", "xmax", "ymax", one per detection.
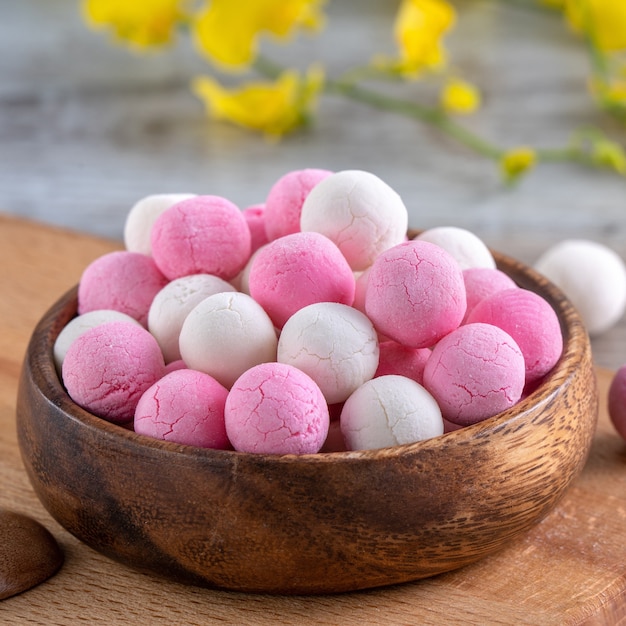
[{"xmin": 15, "ymin": 250, "xmax": 598, "ymax": 595}]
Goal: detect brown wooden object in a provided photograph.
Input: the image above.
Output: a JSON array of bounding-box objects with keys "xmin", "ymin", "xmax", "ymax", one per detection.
[
  {"xmin": 15, "ymin": 244, "xmax": 598, "ymax": 594},
  {"xmin": 0, "ymin": 509, "xmax": 63, "ymax": 601}
]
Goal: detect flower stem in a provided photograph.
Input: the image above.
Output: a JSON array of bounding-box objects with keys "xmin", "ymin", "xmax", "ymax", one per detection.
[
  {"xmin": 325, "ymin": 78, "xmax": 503, "ymax": 160},
  {"xmin": 253, "ymin": 55, "xmax": 284, "ymax": 80},
  {"xmin": 254, "ymin": 54, "xmax": 621, "ymax": 175},
  {"xmin": 255, "ymin": 54, "xmax": 505, "ymax": 160}
]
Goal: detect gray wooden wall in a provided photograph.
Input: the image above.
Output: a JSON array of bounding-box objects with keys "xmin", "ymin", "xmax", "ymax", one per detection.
[{"xmin": 3, "ymin": 0, "xmax": 626, "ymax": 367}]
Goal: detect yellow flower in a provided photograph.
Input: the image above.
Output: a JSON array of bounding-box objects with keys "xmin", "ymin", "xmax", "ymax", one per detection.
[
  {"xmin": 192, "ymin": 0, "xmax": 326, "ymax": 69},
  {"xmin": 192, "ymin": 65, "xmax": 325, "ymax": 138},
  {"xmin": 500, "ymin": 147, "xmax": 537, "ymax": 182},
  {"xmin": 82, "ymin": 0, "xmax": 188, "ymax": 48},
  {"xmin": 376, "ymin": 0, "xmax": 455, "ymax": 78},
  {"xmin": 440, "ymin": 78, "xmax": 481, "ymax": 115},
  {"xmin": 591, "ymin": 139, "xmax": 626, "ymax": 174},
  {"xmin": 590, "ymin": 75, "xmax": 626, "ymax": 108},
  {"xmin": 565, "ymin": 0, "xmax": 626, "ymax": 51}
]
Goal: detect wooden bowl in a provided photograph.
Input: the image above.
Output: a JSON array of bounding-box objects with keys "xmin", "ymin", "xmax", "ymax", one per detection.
[{"xmin": 16, "ymin": 248, "xmax": 598, "ymax": 595}]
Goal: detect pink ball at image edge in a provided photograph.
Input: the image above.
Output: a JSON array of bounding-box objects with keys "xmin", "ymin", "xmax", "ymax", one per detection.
[{"xmin": 608, "ymin": 365, "xmax": 626, "ymax": 442}]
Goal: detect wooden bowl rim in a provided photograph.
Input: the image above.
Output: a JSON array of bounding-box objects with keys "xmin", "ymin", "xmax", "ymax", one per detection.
[{"xmin": 27, "ymin": 243, "xmax": 588, "ymax": 466}]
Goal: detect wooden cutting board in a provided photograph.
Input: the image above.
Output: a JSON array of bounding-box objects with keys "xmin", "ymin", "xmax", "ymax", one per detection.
[{"xmin": 1, "ymin": 213, "xmax": 626, "ymax": 625}]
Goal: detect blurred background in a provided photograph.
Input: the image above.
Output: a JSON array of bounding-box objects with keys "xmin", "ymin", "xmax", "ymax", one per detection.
[
  {"xmin": 1, "ymin": 0, "xmax": 626, "ymax": 368},
  {"xmin": 3, "ymin": 0, "xmax": 624, "ymax": 255}
]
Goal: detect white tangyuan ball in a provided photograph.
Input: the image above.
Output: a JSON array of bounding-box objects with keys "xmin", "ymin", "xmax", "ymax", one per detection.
[
  {"xmin": 300, "ymin": 170, "xmax": 408, "ymax": 272},
  {"xmin": 535, "ymin": 239, "xmax": 626, "ymax": 336},
  {"xmin": 179, "ymin": 291, "xmax": 278, "ymax": 389},
  {"xmin": 277, "ymin": 302, "xmax": 379, "ymax": 404},
  {"xmin": 414, "ymin": 226, "xmax": 495, "ymax": 270},
  {"xmin": 148, "ymin": 273, "xmax": 236, "ymax": 363},
  {"xmin": 340, "ymin": 375, "xmax": 444, "ymax": 451}
]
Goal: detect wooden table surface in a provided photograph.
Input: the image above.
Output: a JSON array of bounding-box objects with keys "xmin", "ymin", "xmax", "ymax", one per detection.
[
  {"xmin": 3, "ymin": 0, "xmax": 626, "ymax": 621},
  {"xmin": 0, "ymin": 214, "xmax": 626, "ymax": 625}
]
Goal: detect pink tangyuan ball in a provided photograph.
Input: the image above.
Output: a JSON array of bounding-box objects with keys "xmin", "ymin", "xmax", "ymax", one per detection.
[
  {"xmin": 608, "ymin": 365, "xmax": 626, "ymax": 442},
  {"xmin": 365, "ymin": 240, "xmax": 466, "ymax": 349},
  {"xmin": 242, "ymin": 203, "xmax": 270, "ymax": 255},
  {"xmin": 374, "ymin": 341, "xmax": 431, "ymax": 385},
  {"xmin": 62, "ymin": 321, "xmax": 166, "ymax": 424},
  {"xmin": 134, "ymin": 369, "xmax": 231, "ymax": 450},
  {"xmin": 164, "ymin": 359, "xmax": 187, "ymax": 374},
  {"xmin": 150, "ymin": 195, "xmax": 251, "ymax": 281},
  {"xmin": 225, "ymin": 362, "xmax": 330, "ymax": 455},
  {"xmin": 263, "ymin": 168, "xmax": 333, "ymax": 242},
  {"xmin": 423, "ymin": 322, "xmax": 525, "ymax": 426},
  {"xmin": 248, "ymin": 231, "xmax": 356, "ymax": 329},
  {"xmin": 466, "ymin": 287, "xmax": 563, "ymax": 385},
  {"xmin": 443, "ymin": 418, "xmax": 465, "ymax": 433},
  {"xmin": 78, "ymin": 250, "xmax": 168, "ymax": 327},
  {"xmin": 53, "ymin": 309, "xmax": 141, "ymax": 372},
  {"xmin": 462, "ymin": 267, "xmax": 517, "ymax": 323}
]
